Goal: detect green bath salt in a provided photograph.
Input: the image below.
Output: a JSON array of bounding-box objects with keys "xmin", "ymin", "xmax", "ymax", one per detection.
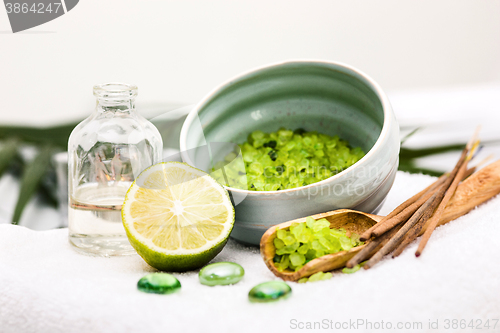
[
  {"xmin": 273, "ymin": 216, "xmax": 364, "ymax": 272},
  {"xmin": 211, "ymin": 128, "xmax": 364, "ymax": 191}
]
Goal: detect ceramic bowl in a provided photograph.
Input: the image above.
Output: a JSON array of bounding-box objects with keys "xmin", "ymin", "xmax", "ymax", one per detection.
[{"xmin": 180, "ymin": 60, "xmax": 400, "ymax": 246}]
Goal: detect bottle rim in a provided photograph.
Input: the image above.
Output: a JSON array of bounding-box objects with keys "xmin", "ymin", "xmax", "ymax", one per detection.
[{"xmin": 93, "ymin": 83, "xmax": 138, "ymax": 100}]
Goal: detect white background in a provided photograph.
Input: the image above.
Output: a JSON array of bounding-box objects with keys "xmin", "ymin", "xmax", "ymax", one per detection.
[{"xmin": 1, "ymin": 0, "xmax": 500, "ymax": 125}]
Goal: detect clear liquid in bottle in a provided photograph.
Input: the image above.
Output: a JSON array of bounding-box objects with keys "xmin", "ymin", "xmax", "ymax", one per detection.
[{"xmin": 69, "ymin": 182, "xmax": 135, "ymax": 256}]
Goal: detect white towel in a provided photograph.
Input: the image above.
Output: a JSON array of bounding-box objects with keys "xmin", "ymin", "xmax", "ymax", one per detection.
[{"xmin": 0, "ymin": 171, "xmax": 499, "ymax": 333}]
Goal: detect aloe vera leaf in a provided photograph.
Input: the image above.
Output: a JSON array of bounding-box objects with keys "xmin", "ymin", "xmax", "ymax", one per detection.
[
  {"xmin": 400, "ymin": 127, "xmax": 421, "ymax": 145},
  {"xmin": 11, "ymin": 145, "xmax": 54, "ymax": 225},
  {"xmin": 37, "ymin": 184, "xmax": 58, "ymax": 208},
  {"xmin": 400, "ymin": 144, "xmax": 466, "ymax": 160},
  {"xmin": 0, "ymin": 138, "xmax": 19, "ymax": 177},
  {"xmin": 0, "ymin": 122, "xmax": 79, "ymax": 150},
  {"xmin": 400, "ymin": 139, "xmax": 500, "ymax": 160},
  {"xmin": 39, "ymin": 167, "xmax": 59, "ymax": 208},
  {"xmin": 398, "ymin": 161, "xmax": 443, "ymax": 177},
  {"xmin": 7, "ymin": 150, "xmax": 58, "ymax": 208}
]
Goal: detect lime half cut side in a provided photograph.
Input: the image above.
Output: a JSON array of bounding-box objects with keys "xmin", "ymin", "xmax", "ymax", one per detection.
[{"xmin": 122, "ymin": 162, "xmax": 235, "ymax": 271}]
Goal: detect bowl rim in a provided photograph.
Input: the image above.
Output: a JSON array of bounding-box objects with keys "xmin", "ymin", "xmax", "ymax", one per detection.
[{"xmin": 180, "ymin": 59, "xmax": 395, "ymax": 196}]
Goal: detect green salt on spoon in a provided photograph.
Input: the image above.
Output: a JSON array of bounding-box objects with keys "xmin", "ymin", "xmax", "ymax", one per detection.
[
  {"xmin": 137, "ymin": 273, "xmax": 181, "ymax": 294},
  {"xmin": 298, "ymin": 271, "xmax": 332, "ymax": 283},
  {"xmin": 199, "ymin": 262, "xmax": 245, "ymax": 286},
  {"xmin": 248, "ymin": 281, "xmax": 292, "ymax": 303},
  {"xmin": 342, "ymin": 264, "xmax": 361, "ymax": 274}
]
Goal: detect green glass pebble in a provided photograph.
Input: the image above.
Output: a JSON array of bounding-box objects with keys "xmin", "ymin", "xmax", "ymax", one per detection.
[
  {"xmin": 248, "ymin": 281, "xmax": 292, "ymax": 303},
  {"xmin": 137, "ymin": 273, "xmax": 181, "ymax": 294},
  {"xmin": 199, "ymin": 262, "xmax": 245, "ymax": 286}
]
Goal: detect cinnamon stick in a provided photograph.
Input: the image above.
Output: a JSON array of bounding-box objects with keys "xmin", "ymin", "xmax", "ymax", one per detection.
[
  {"xmin": 360, "ymin": 166, "xmax": 476, "ymax": 242},
  {"xmin": 346, "ymin": 226, "xmax": 400, "ymax": 268},
  {"xmin": 368, "ymin": 186, "xmax": 441, "ymax": 238},
  {"xmin": 414, "ymin": 127, "xmax": 480, "ymax": 257},
  {"xmin": 415, "ymin": 151, "xmax": 474, "ymax": 256},
  {"xmin": 363, "ymin": 188, "xmax": 444, "ymax": 269},
  {"xmin": 392, "ymin": 209, "xmax": 436, "ymax": 258},
  {"xmin": 359, "ymin": 175, "xmax": 446, "ymax": 241},
  {"xmin": 362, "ymin": 131, "xmax": 480, "ymax": 267},
  {"xmin": 385, "ymin": 166, "xmax": 477, "ymax": 257},
  {"xmin": 372, "ymin": 141, "xmax": 479, "ymax": 241}
]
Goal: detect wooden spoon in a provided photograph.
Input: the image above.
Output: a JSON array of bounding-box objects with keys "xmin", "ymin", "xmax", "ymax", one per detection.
[{"xmin": 261, "ymin": 160, "xmax": 500, "ymax": 282}]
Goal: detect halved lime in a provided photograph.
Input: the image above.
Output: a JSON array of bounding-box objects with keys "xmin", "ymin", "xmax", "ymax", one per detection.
[{"xmin": 122, "ymin": 162, "xmax": 234, "ymax": 271}]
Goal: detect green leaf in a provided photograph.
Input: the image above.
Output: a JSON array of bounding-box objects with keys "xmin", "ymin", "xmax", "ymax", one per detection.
[
  {"xmin": 0, "ymin": 122, "xmax": 79, "ymax": 150},
  {"xmin": 37, "ymin": 183, "xmax": 59, "ymax": 208},
  {"xmin": 9, "ymin": 151, "xmax": 58, "ymax": 208},
  {"xmin": 398, "ymin": 138, "xmax": 500, "ymax": 176},
  {"xmin": 0, "ymin": 138, "xmax": 20, "ymax": 177},
  {"xmin": 400, "ymin": 139, "xmax": 500, "ymax": 160},
  {"xmin": 398, "ymin": 160, "xmax": 443, "ymax": 177},
  {"xmin": 11, "ymin": 145, "xmax": 54, "ymax": 225},
  {"xmin": 400, "ymin": 144, "xmax": 466, "ymax": 160},
  {"xmin": 400, "ymin": 127, "xmax": 421, "ymax": 145}
]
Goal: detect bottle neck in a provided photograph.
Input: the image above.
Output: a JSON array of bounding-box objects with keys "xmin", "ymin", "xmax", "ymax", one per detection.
[
  {"xmin": 93, "ymin": 83, "xmax": 138, "ymax": 115},
  {"xmin": 96, "ymin": 98, "xmax": 136, "ymax": 114}
]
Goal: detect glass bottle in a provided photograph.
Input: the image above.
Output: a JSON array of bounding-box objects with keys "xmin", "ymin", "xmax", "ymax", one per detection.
[{"xmin": 68, "ymin": 83, "xmax": 163, "ymax": 256}]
